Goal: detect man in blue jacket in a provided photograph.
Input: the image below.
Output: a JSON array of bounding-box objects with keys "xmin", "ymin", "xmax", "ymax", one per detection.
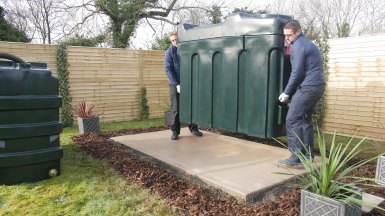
[
  {"xmin": 278, "ymin": 20, "xmax": 325, "ymax": 165},
  {"xmin": 165, "ymin": 31, "xmax": 203, "ymax": 140}
]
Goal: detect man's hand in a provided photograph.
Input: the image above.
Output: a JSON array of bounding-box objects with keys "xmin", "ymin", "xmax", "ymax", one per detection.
[
  {"xmin": 278, "ymin": 93, "xmax": 290, "ymax": 103},
  {"xmin": 176, "ymin": 85, "xmax": 180, "ymax": 93}
]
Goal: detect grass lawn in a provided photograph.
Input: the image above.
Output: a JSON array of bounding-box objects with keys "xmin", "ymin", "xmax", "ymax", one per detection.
[
  {"xmin": 320, "ymin": 132, "xmax": 385, "ymax": 160},
  {"xmin": 0, "ymin": 118, "xmax": 175, "ymax": 216}
]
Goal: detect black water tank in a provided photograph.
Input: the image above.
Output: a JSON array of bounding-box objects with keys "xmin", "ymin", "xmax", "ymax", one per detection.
[{"xmin": 0, "ymin": 52, "xmax": 63, "ymax": 185}]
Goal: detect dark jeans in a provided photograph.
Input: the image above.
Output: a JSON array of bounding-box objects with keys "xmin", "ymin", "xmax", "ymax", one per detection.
[
  {"xmin": 286, "ymin": 85, "xmax": 325, "ymax": 159},
  {"xmin": 169, "ymin": 84, "xmax": 198, "ymax": 134}
]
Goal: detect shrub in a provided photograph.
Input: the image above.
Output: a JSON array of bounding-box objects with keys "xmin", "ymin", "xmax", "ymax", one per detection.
[{"xmin": 75, "ymin": 100, "xmax": 98, "ymax": 118}]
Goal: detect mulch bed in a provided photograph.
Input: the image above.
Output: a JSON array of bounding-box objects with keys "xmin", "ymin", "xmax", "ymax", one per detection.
[{"xmin": 72, "ymin": 127, "xmax": 385, "ymax": 216}]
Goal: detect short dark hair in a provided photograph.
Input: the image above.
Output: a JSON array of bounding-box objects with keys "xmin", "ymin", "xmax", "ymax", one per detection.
[{"xmin": 284, "ymin": 20, "xmax": 301, "ymax": 32}]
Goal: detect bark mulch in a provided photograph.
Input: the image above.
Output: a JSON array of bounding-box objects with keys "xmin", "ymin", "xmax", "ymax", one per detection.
[{"xmin": 72, "ymin": 127, "xmax": 385, "ymax": 216}]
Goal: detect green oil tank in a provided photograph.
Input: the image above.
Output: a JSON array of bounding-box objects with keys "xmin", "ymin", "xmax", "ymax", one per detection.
[
  {"xmin": 178, "ymin": 13, "xmax": 292, "ymax": 138},
  {"xmin": 0, "ymin": 52, "xmax": 63, "ymax": 185}
]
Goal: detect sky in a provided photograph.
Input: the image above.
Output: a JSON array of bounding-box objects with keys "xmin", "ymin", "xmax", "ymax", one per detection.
[{"xmin": 130, "ymin": 0, "xmax": 275, "ymax": 49}]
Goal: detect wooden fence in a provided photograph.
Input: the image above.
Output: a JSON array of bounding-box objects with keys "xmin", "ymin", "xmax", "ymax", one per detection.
[
  {"xmin": 0, "ymin": 42, "xmax": 168, "ymax": 123},
  {"xmin": 324, "ymin": 34, "xmax": 385, "ymax": 139},
  {"xmin": 1, "ymin": 34, "xmax": 384, "ymax": 139},
  {"xmin": 66, "ymin": 47, "xmax": 167, "ymax": 122}
]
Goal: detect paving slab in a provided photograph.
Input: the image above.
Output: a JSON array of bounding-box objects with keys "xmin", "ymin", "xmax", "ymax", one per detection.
[
  {"xmin": 111, "ymin": 128, "xmax": 313, "ymax": 202},
  {"xmin": 362, "ymin": 193, "xmax": 384, "ymax": 213}
]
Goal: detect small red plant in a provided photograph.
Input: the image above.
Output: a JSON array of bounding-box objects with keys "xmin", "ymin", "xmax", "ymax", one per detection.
[{"xmin": 75, "ymin": 100, "xmax": 98, "ymax": 118}]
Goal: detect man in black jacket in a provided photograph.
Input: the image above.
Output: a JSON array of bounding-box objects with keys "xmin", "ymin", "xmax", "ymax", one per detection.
[{"xmin": 164, "ymin": 31, "xmax": 203, "ymax": 140}]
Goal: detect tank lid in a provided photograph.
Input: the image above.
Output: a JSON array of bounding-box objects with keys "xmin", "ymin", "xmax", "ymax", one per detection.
[{"xmin": 177, "ymin": 12, "xmax": 293, "ymax": 42}]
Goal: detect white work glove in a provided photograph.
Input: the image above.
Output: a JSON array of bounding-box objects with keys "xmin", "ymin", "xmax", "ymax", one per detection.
[
  {"xmin": 176, "ymin": 84, "xmax": 180, "ymax": 93},
  {"xmin": 278, "ymin": 93, "xmax": 290, "ymax": 103}
]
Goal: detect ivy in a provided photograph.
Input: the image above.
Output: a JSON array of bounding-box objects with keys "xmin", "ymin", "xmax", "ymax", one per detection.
[
  {"xmin": 313, "ymin": 37, "xmax": 330, "ymax": 129},
  {"xmin": 57, "ymin": 42, "xmax": 73, "ymax": 127},
  {"xmin": 140, "ymin": 87, "xmax": 149, "ymax": 120}
]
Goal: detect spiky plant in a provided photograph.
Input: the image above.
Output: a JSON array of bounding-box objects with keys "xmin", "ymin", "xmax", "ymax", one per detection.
[
  {"xmin": 276, "ymin": 128, "xmax": 385, "ymax": 211},
  {"xmin": 75, "ymin": 100, "xmax": 98, "ymax": 118}
]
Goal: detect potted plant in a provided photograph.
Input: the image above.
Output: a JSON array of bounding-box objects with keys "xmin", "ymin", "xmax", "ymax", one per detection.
[
  {"xmin": 276, "ymin": 129, "xmax": 385, "ymax": 215},
  {"xmin": 376, "ymin": 155, "xmax": 385, "ymax": 185},
  {"xmin": 75, "ymin": 100, "xmax": 100, "ymax": 134},
  {"xmin": 164, "ymin": 110, "xmax": 172, "ymax": 127},
  {"xmin": 160, "ymin": 97, "xmax": 172, "ymax": 126}
]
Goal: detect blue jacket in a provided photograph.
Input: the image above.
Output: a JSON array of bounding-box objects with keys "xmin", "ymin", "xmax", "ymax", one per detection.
[
  {"xmin": 284, "ymin": 33, "xmax": 325, "ymax": 95},
  {"xmin": 164, "ymin": 45, "xmax": 180, "ymax": 85}
]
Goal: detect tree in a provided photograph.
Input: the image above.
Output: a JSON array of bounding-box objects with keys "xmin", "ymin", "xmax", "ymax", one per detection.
[
  {"xmin": 337, "ymin": 22, "xmax": 350, "ymax": 38},
  {"xmin": 209, "ymin": 5, "xmax": 222, "ymax": 24},
  {"xmin": 3, "ymin": 0, "xmax": 383, "ymax": 47},
  {"xmin": 232, "ymin": 7, "xmax": 256, "ymax": 15},
  {"xmin": 93, "ymin": 0, "xmax": 177, "ymax": 48},
  {"xmin": 300, "ymin": 19, "xmax": 316, "ymax": 41},
  {"xmin": 231, "ymin": 7, "xmax": 269, "ymax": 16},
  {"xmin": 171, "ymin": 1, "xmax": 213, "ymax": 26},
  {"xmin": 1, "ymin": 0, "xmax": 68, "ymax": 44},
  {"xmin": 26, "ymin": 0, "xmax": 60, "ymax": 44},
  {"xmin": 150, "ymin": 33, "xmax": 170, "ymax": 51},
  {"xmin": 273, "ymin": 0, "xmax": 384, "ymax": 39},
  {"xmin": 359, "ymin": 0, "xmax": 385, "ymax": 35},
  {"xmin": 74, "ymin": 0, "xmax": 234, "ymax": 48},
  {"xmin": 0, "ymin": 6, "xmax": 30, "ymax": 42},
  {"xmin": 65, "ymin": 34, "xmax": 105, "ymax": 47}
]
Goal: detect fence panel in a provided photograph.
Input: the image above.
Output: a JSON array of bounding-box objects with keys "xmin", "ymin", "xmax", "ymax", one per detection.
[
  {"xmin": 324, "ymin": 34, "xmax": 385, "ymax": 139},
  {"xmin": 0, "ymin": 42, "xmax": 57, "ymax": 74}
]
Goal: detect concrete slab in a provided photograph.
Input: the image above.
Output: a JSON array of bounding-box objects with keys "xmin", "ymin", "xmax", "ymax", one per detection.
[
  {"xmin": 112, "ymin": 128, "xmax": 312, "ymax": 202},
  {"xmin": 362, "ymin": 192, "xmax": 384, "ymax": 213}
]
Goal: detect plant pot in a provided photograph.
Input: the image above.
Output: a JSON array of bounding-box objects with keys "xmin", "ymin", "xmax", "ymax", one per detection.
[
  {"xmin": 301, "ymin": 189, "xmax": 361, "ymax": 216},
  {"xmin": 376, "ymin": 155, "xmax": 385, "ymax": 185},
  {"xmin": 164, "ymin": 111, "xmax": 172, "ymax": 126},
  {"xmin": 78, "ymin": 117, "xmax": 100, "ymax": 134}
]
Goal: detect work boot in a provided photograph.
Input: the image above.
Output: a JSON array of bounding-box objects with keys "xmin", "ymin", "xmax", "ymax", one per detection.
[
  {"xmin": 171, "ymin": 131, "xmax": 179, "ymax": 140},
  {"xmin": 278, "ymin": 156, "xmax": 302, "ymax": 166},
  {"xmin": 190, "ymin": 129, "xmax": 203, "ymax": 137}
]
